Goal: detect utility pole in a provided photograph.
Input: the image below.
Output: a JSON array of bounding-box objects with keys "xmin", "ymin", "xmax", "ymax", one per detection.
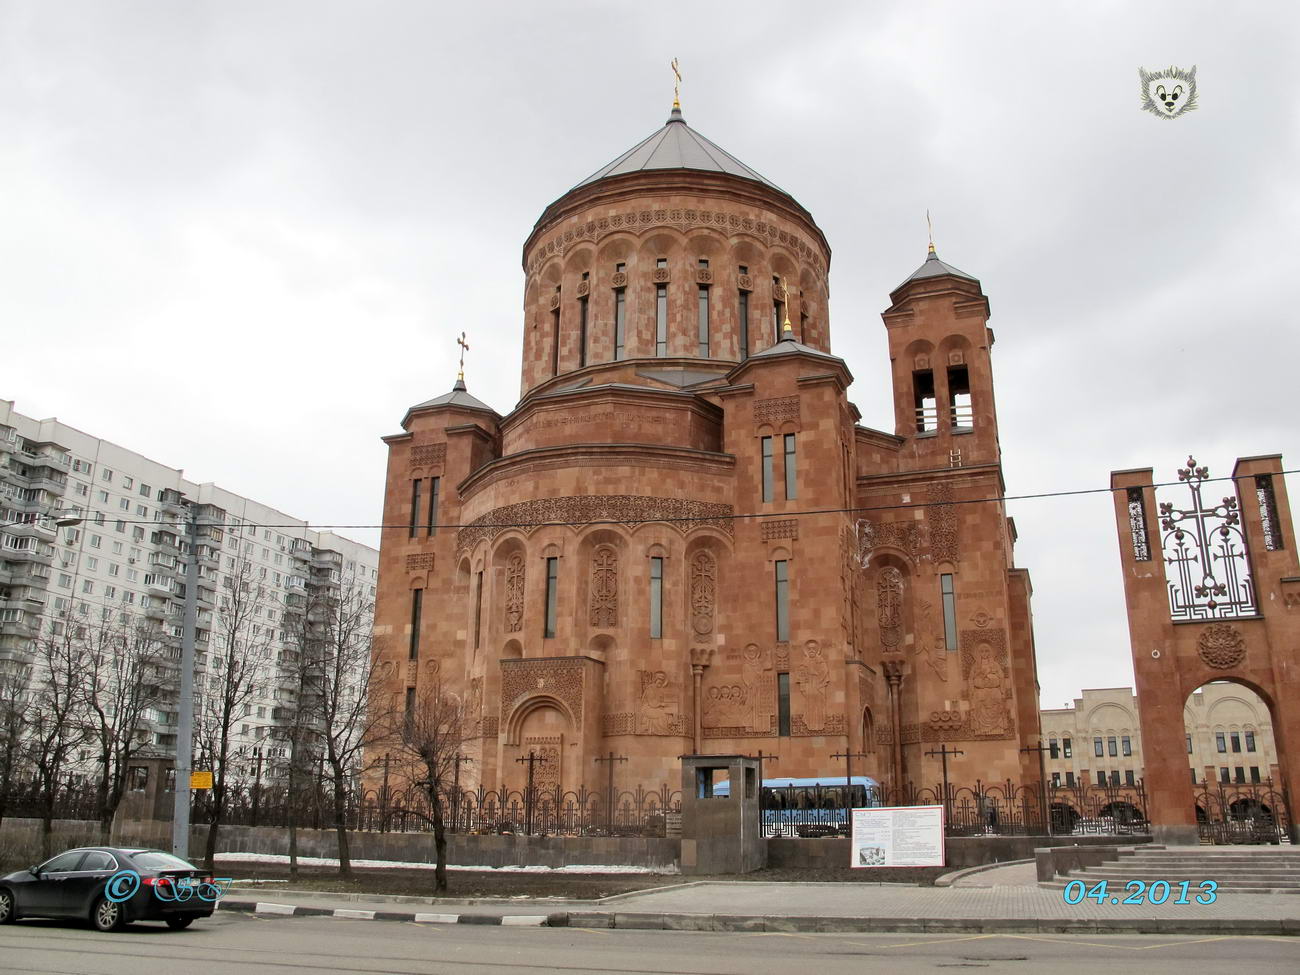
[
  {"xmin": 593, "ymin": 751, "xmax": 627, "ymax": 834},
  {"xmin": 923, "ymin": 744, "xmax": 964, "ymax": 827},
  {"xmin": 830, "ymin": 748, "xmax": 870, "ymax": 833},
  {"xmin": 172, "ymin": 503, "xmax": 200, "ymax": 859},
  {"xmin": 747, "ymin": 751, "xmax": 778, "ymax": 837},
  {"xmin": 1020, "ymin": 740, "xmax": 1054, "ymax": 836},
  {"xmin": 514, "ymin": 751, "xmax": 549, "ymax": 836}
]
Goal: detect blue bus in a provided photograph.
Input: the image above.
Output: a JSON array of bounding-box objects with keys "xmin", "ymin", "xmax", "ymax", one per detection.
[{"xmin": 713, "ymin": 775, "xmax": 882, "ymax": 837}]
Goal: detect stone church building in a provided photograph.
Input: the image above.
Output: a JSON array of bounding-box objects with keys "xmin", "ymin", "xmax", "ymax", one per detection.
[{"xmin": 370, "ymin": 103, "xmax": 1043, "ymax": 795}]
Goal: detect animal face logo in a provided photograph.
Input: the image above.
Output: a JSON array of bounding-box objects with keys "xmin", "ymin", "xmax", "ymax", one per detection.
[{"xmin": 1139, "ymin": 65, "xmax": 1198, "ymax": 119}]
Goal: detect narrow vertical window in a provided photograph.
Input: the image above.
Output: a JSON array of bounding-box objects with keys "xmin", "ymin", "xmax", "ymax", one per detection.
[
  {"xmin": 1125, "ymin": 770, "xmax": 1135, "ymax": 786},
  {"xmin": 1219, "ymin": 767, "xmax": 1229, "ymax": 783},
  {"xmin": 614, "ymin": 264, "xmax": 627, "ymax": 361},
  {"xmin": 1186, "ymin": 734, "xmax": 1193, "ymax": 753},
  {"xmin": 800, "ymin": 308, "xmax": 808, "ymax": 341},
  {"xmin": 1094, "ymin": 737, "xmax": 1104, "ymax": 757},
  {"xmin": 774, "ymin": 559, "xmax": 789, "ymax": 642},
  {"xmin": 543, "ymin": 557, "xmax": 558, "ymax": 639},
  {"xmin": 1096, "ymin": 771, "xmax": 1106, "ymax": 786},
  {"xmin": 761, "ymin": 436, "xmax": 774, "ymax": 502},
  {"xmin": 777, "ymin": 672, "xmax": 791, "ymax": 736},
  {"xmin": 1245, "ymin": 731, "xmax": 1256, "ymax": 752},
  {"xmin": 408, "ymin": 588, "xmax": 423, "ymax": 660},
  {"xmin": 783, "ymin": 433, "xmax": 797, "ymax": 500},
  {"xmin": 404, "ymin": 687, "xmax": 415, "ymax": 723},
  {"xmin": 1107, "ymin": 736, "xmax": 1117, "ymax": 757},
  {"xmin": 409, "ymin": 479, "xmax": 422, "ymax": 539},
  {"xmin": 1250, "ymin": 766, "xmax": 1261, "ymax": 782},
  {"xmin": 1049, "ymin": 738, "xmax": 1059, "ymax": 759},
  {"xmin": 656, "ymin": 268, "xmax": 668, "ymax": 359},
  {"xmin": 578, "ymin": 274, "xmax": 589, "ymax": 369},
  {"xmin": 1215, "ymin": 732, "xmax": 1226, "ymax": 753},
  {"xmin": 473, "ymin": 570, "xmax": 483, "ymax": 649},
  {"xmin": 940, "ymin": 573, "xmax": 958, "ymax": 650},
  {"xmin": 551, "ymin": 285, "xmax": 561, "ymax": 377},
  {"xmin": 1122, "ymin": 735, "xmax": 1132, "ymax": 756},
  {"xmin": 1230, "ymin": 731, "xmax": 1241, "ymax": 753},
  {"xmin": 914, "ymin": 371, "xmax": 937, "ymax": 432},
  {"xmin": 1063, "ymin": 737, "xmax": 1072, "ymax": 758},
  {"xmin": 427, "ymin": 476, "xmax": 440, "ymax": 536},
  {"xmin": 948, "ymin": 365, "xmax": 972, "ymax": 429},
  {"xmin": 738, "ymin": 271, "xmax": 750, "ymax": 361},
  {"xmin": 697, "ymin": 285, "xmax": 710, "ymax": 357},
  {"xmin": 649, "ymin": 556, "xmax": 664, "ymax": 639}
]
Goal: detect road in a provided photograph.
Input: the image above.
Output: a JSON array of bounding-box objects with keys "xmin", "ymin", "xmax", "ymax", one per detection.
[{"xmin": 0, "ymin": 913, "xmax": 1295, "ymax": 975}]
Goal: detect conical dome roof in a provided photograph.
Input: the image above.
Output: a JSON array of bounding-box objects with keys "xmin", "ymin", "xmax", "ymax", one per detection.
[{"xmin": 570, "ymin": 107, "xmax": 789, "ymax": 196}]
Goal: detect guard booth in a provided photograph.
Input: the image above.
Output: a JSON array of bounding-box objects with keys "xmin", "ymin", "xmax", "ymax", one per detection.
[{"xmin": 679, "ymin": 755, "xmax": 766, "ymax": 875}]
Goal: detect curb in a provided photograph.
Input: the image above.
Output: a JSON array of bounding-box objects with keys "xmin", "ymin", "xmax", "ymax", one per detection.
[
  {"xmin": 218, "ymin": 901, "xmax": 1300, "ymax": 936},
  {"xmin": 935, "ymin": 859, "xmax": 1034, "ymax": 887}
]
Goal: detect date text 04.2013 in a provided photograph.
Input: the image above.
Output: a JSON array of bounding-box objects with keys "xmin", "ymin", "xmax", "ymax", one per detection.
[{"xmin": 1062, "ymin": 879, "xmax": 1218, "ymax": 905}]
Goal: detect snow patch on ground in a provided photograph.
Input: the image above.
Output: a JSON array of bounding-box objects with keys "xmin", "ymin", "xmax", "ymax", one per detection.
[{"xmin": 214, "ymin": 852, "xmax": 673, "ymax": 874}]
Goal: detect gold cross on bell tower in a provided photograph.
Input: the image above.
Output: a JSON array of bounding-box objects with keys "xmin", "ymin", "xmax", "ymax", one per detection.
[
  {"xmin": 456, "ymin": 331, "xmax": 470, "ymax": 382},
  {"xmin": 671, "ymin": 57, "xmax": 682, "ymax": 110}
]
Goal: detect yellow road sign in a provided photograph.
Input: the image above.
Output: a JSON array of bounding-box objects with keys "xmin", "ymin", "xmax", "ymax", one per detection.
[{"xmin": 190, "ymin": 771, "xmax": 213, "ymax": 789}]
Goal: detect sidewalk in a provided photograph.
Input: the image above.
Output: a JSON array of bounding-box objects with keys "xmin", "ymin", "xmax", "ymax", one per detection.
[{"xmin": 218, "ymin": 876, "xmax": 1300, "ymax": 936}]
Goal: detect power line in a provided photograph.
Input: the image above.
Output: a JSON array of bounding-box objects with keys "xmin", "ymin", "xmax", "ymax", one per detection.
[{"xmin": 4, "ymin": 468, "xmax": 1294, "ymax": 534}]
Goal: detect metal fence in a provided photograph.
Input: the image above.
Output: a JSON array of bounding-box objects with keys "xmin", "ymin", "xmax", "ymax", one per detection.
[
  {"xmin": 759, "ymin": 779, "xmax": 1153, "ymax": 838},
  {"xmin": 1194, "ymin": 778, "xmax": 1291, "ymax": 845}
]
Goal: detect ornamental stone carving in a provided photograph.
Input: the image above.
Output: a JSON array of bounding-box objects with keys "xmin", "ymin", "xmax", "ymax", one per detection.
[
  {"xmin": 652, "ymin": 267, "xmax": 670, "ymax": 283},
  {"xmin": 695, "ymin": 268, "xmax": 713, "ymax": 284},
  {"xmin": 504, "ymin": 553, "xmax": 525, "ymax": 632},
  {"xmin": 690, "ymin": 550, "xmax": 717, "ymax": 636},
  {"xmin": 457, "ymin": 495, "xmax": 734, "ymax": 555},
  {"xmin": 406, "ymin": 553, "xmax": 435, "ymax": 571},
  {"xmin": 1197, "ymin": 623, "xmax": 1247, "ymax": 669},
  {"xmin": 752, "ymin": 396, "xmax": 800, "ymax": 426},
  {"xmin": 500, "ymin": 657, "xmax": 585, "ymax": 727},
  {"xmin": 794, "ymin": 640, "xmax": 831, "ymax": 733},
  {"xmin": 737, "ymin": 273, "xmax": 754, "ymax": 292},
  {"xmin": 856, "ymin": 518, "xmax": 926, "ymax": 563},
  {"xmin": 575, "ymin": 279, "xmax": 590, "ymax": 297},
  {"xmin": 589, "ymin": 545, "xmax": 618, "ymax": 628},
  {"xmin": 636, "ymin": 670, "xmax": 684, "ymax": 736},
  {"xmin": 877, "ymin": 567, "xmax": 904, "ymax": 653},
  {"xmin": 611, "ymin": 271, "xmax": 627, "ymax": 287},
  {"xmin": 928, "ymin": 482, "xmax": 959, "ymax": 563},
  {"xmin": 962, "ymin": 629, "xmax": 1012, "ymax": 739},
  {"xmin": 410, "ymin": 443, "xmax": 446, "ymax": 469},
  {"xmin": 761, "ymin": 519, "xmax": 799, "ymax": 541}
]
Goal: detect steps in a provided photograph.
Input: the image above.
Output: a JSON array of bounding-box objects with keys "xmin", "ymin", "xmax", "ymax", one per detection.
[{"xmin": 1039, "ymin": 845, "xmax": 1300, "ymax": 894}]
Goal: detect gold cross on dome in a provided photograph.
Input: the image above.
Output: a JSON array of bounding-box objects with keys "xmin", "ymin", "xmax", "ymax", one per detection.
[
  {"xmin": 671, "ymin": 58, "xmax": 682, "ymax": 110},
  {"xmin": 456, "ymin": 331, "xmax": 470, "ymax": 381}
]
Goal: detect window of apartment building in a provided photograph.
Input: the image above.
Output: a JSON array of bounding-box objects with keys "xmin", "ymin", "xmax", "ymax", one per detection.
[
  {"xmin": 140, "ymin": 483, "xmax": 151, "ymax": 497},
  {"xmin": 1121, "ymin": 735, "xmax": 1131, "ymax": 756},
  {"xmin": 1107, "ymin": 736, "xmax": 1117, "ymax": 757},
  {"xmin": 1125, "ymin": 770, "xmax": 1135, "ymax": 786},
  {"xmin": 783, "ymin": 434, "xmax": 797, "ymax": 500},
  {"xmin": 427, "ymin": 477, "xmax": 440, "ymax": 536},
  {"xmin": 777, "ymin": 672, "xmax": 791, "ymax": 737},
  {"xmin": 408, "ymin": 589, "xmax": 422, "ymax": 660},
  {"xmin": 58, "ymin": 573, "xmax": 72, "ymax": 588},
  {"xmin": 761, "ymin": 436, "xmax": 774, "ymax": 502},
  {"xmin": 104, "ymin": 586, "xmax": 116, "ymax": 600},
  {"xmin": 75, "ymin": 482, "xmax": 88, "ymax": 497},
  {"xmin": 1186, "ymin": 734, "xmax": 1193, "ymax": 753},
  {"xmin": 86, "ymin": 557, "xmax": 98, "ymax": 571},
  {"xmin": 1108, "ymin": 770, "xmax": 1119, "ymax": 786},
  {"xmin": 1096, "ymin": 771, "xmax": 1105, "ymax": 786},
  {"xmin": 1049, "ymin": 737, "xmax": 1059, "ymax": 759},
  {"xmin": 101, "ymin": 468, "xmax": 113, "ymax": 483},
  {"xmin": 1230, "ymin": 731, "xmax": 1241, "ymax": 753},
  {"xmin": 940, "ymin": 574, "xmax": 958, "ymax": 650},
  {"xmin": 1245, "ymin": 731, "xmax": 1256, "ymax": 752},
  {"xmin": 89, "ymin": 534, "xmax": 101, "ymax": 549},
  {"xmin": 98, "ymin": 490, "xmax": 109, "ymax": 503},
  {"xmin": 1065, "ymin": 771, "xmax": 1075, "ymax": 787},
  {"xmin": 544, "ymin": 557, "xmax": 559, "ymax": 639},
  {"xmin": 1250, "ymin": 766, "xmax": 1261, "ymax": 782},
  {"xmin": 1215, "ymin": 732, "xmax": 1227, "ymax": 753},
  {"xmin": 1063, "ymin": 737, "xmax": 1072, "ymax": 758},
  {"xmin": 1051, "ymin": 771, "xmax": 1061, "ymax": 787},
  {"xmin": 1219, "ymin": 767, "xmax": 1230, "ymax": 783},
  {"xmin": 774, "ymin": 560, "xmax": 790, "ymax": 642},
  {"xmin": 1094, "ymin": 737, "xmax": 1104, "ymax": 758},
  {"xmin": 1234, "ymin": 766, "xmax": 1245, "ymax": 783}
]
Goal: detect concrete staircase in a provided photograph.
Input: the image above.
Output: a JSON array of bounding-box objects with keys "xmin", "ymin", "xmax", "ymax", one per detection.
[{"xmin": 1039, "ymin": 845, "xmax": 1300, "ymax": 894}]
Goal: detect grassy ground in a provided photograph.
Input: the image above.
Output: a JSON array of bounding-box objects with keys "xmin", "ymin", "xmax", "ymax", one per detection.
[{"xmin": 220, "ymin": 860, "xmax": 948, "ymax": 899}]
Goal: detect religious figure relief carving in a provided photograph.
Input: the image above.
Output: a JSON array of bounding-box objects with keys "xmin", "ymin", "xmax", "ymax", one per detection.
[
  {"xmin": 636, "ymin": 670, "xmax": 683, "ymax": 735},
  {"xmin": 467, "ymin": 676, "xmax": 484, "ymax": 735},
  {"xmin": 589, "ymin": 546, "xmax": 618, "ymax": 628},
  {"xmin": 914, "ymin": 598, "xmax": 949, "ymax": 681},
  {"xmin": 701, "ymin": 681, "xmax": 750, "ymax": 731},
  {"xmin": 928, "ymin": 482, "xmax": 959, "ymax": 563},
  {"xmin": 504, "ymin": 553, "xmax": 525, "ymax": 632},
  {"xmin": 794, "ymin": 640, "xmax": 831, "ymax": 733},
  {"xmin": 1197, "ymin": 622, "xmax": 1247, "ymax": 669},
  {"xmin": 741, "ymin": 643, "xmax": 772, "ymax": 731},
  {"xmin": 965, "ymin": 639, "xmax": 1011, "ymax": 738},
  {"xmin": 877, "ymin": 567, "xmax": 904, "ymax": 654},
  {"xmin": 690, "ymin": 550, "xmax": 716, "ymax": 637}
]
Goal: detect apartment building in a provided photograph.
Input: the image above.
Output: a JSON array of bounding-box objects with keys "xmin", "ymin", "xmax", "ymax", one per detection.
[{"xmin": 0, "ymin": 398, "xmax": 378, "ymax": 788}]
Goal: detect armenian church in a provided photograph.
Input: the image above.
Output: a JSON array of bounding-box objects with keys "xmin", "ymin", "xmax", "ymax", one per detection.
[{"xmin": 370, "ymin": 93, "xmax": 1043, "ymax": 796}]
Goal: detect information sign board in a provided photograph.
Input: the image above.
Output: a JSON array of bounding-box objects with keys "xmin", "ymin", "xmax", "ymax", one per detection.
[{"xmin": 850, "ymin": 804, "xmax": 945, "ymax": 867}]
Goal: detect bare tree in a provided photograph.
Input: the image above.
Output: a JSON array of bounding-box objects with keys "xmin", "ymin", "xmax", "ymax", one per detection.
[
  {"xmin": 25, "ymin": 626, "xmax": 89, "ymax": 858},
  {"xmin": 194, "ymin": 553, "xmax": 270, "ymax": 871},
  {"xmin": 80, "ymin": 614, "xmax": 169, "ymax": 842},
  {"xmin": 299, "ymin": 579, "xmax": 382, "ymax": 876},
  {"xmin": 393, "ymin": 680, "xmax": 469, "ymax": 893},
  {"xmin": 0, "ymin": 662, "xmax": 33, "ymax": 830}
]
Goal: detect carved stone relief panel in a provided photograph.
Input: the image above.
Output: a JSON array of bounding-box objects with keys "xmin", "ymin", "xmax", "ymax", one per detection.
[
  {"xmin": 500, "ymin": 657, "xmax": 585, "ymax": 727},
  {"xmin": 960, "ymin": 627, "xmax": 1012, "ymax": 739},
  {"xmin": 877, "ymin": 567, "xmax": 904, "ymax": 654},
  {"xmin": 761, "ymin": 519, "xmax": 799, "ymax": 540},
  {"xmin": 690, "ymin": 550, "xmax": 716, "ymax": 637},
  {"xmin": 589, "ymin": 546, "xmax": 618, "ymax": 628},
  {"xmin": 406, "ymin": 553, "xmax": 435, "ymax": 572},
  {"xmin": 410, "ymin": 443, "xmax": 446, "ymax": 469},
  {"xmin": 523, "ymin": 735, "xmax": 562, "ymax": 793},
  {"xmin": 793, "ymin": 639, "xmax": 832, "ymax": 733},
  {"xmin": 505, "ymin": 553, "xmax": 525, "ymax": 633},
  {"xmin": 928, "ymin": 482, "xmax": 959, "ymax": 563},
  {"xmin": 914, "ymin": 598, "xmax": 949, "ymax": 682},
  {"xmin": 753, "ymin": 396, "xmax": 800, "ymax": 427},
  {"xmin": 636, "ymin": 669, "xmax": 685, "ymax": 736}
]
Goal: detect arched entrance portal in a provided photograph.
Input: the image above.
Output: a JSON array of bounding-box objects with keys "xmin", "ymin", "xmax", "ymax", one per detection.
[
  {"xmin": 1111, "ymin": 455, "xmax": 1300, "ymax": 844},
  {"xmin": 1185, "ymin": 680, "xmax": 1290, "ymax": 844}
]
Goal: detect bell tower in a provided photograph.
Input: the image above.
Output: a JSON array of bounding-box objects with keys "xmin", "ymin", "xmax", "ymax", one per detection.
[{"xmin": 881, "ymin": 244, "xmax": 999, "ymax": 472}]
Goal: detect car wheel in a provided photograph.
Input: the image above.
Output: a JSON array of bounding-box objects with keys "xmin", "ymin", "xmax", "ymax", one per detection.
[
  {"xmin": 165, "ymin": 916, "xmax": 194, "ymax": 930},
  {"xmin": 0, "ymin": 888, "xmax": 15, "ymax": 924},
  {"xmin": 92, "ymin": 896, "xmax": 125, "ymax": 932}
]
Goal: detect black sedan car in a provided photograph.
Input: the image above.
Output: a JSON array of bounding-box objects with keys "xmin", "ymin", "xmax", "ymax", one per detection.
[{"xmin": 0, "ymin": 847, "xmax": 216, "ymax": 931}]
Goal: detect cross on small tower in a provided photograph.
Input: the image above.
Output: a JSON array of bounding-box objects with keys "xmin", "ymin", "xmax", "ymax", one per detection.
[
  {"xmin": 671, "ymin": 57, "xmax": 682, "ymax": 110},
  {"xmin": 456, "ymin": 331, "xmax": 470, "ymax": 381}
]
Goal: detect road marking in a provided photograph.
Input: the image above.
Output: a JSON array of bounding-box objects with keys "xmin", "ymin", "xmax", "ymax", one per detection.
[{"xmin": 1002, "ymin": 934, "xmax": 1239, "ymax": 952}]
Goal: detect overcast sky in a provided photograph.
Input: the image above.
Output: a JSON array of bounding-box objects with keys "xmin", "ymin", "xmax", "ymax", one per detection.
[{"xmin": 3, "ymin": 2, "xmax": 1297, "ymax": 714}]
